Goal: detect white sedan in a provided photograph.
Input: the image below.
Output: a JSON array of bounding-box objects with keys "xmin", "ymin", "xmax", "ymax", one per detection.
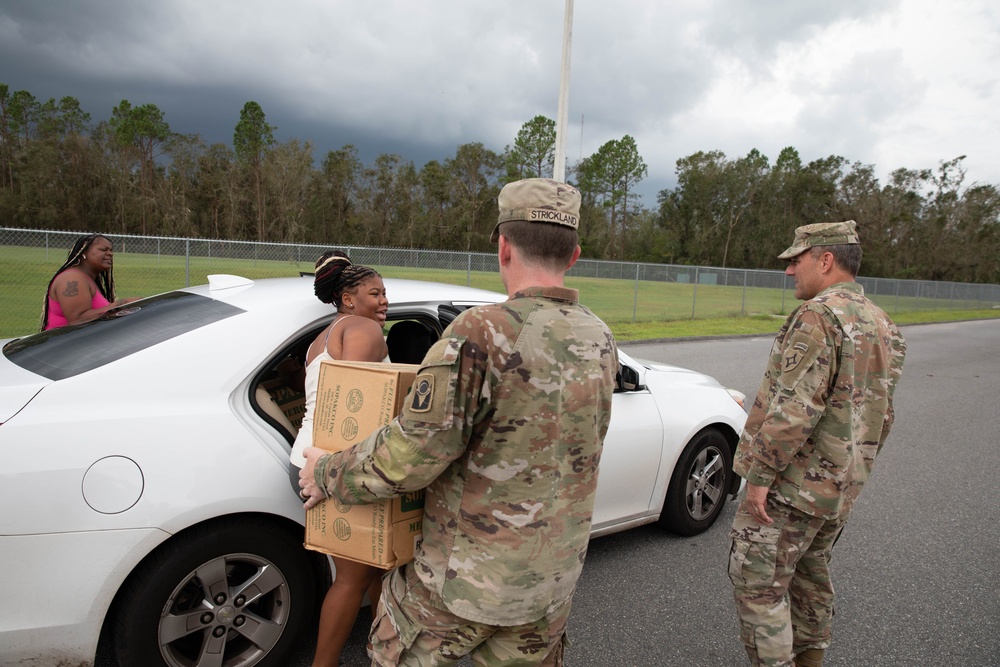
[{"xmin": 0, "ymin": 275, "xmax": 747, "ymax": 667}]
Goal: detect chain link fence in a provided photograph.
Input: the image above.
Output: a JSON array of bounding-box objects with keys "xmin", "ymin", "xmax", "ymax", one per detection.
[{"xmin": 3, "ymin": 227, "xmax": 998, "ymax": 338}]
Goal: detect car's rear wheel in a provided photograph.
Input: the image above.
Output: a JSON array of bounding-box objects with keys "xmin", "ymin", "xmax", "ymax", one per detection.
[
  {"xmin": 112, "ymin": 517, "xmax": 318, "ymax": 667},
  {"xmin": 659, "ymin": 427, "xmax": 733, "ymax": 536}
]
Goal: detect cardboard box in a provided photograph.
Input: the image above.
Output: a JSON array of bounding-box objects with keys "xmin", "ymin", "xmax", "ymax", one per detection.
[{"xmin": 304, "ymin": 360, "xmax": 424, "ymax": 569}]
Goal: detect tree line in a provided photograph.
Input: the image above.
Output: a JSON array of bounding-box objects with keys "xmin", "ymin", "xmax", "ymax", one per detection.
[{"xmin": 1, "ymin": 82, "xmax": 997, "ymax": 282}]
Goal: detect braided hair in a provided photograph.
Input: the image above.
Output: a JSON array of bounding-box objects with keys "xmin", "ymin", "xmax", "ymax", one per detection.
[
  {"xmin": 313, "ymin": 250, "xmax": 380, "ymax": 308},
  {"xmin": 40, "ymin": 234, "xmax": 117, "ymax": 331}
]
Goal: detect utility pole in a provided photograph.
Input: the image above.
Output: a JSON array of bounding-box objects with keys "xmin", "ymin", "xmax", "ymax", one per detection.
[{"xmin": 553, "ymin": 0, "xmax": 574, "ymax": 182}]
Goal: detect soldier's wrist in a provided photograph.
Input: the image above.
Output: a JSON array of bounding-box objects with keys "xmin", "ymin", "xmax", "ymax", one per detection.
[
  {"xmin": 313, "ymin": 454, "xmax": 333, "ymax": 498},
  {"xmin": 745, "ymin": 463, "xmax": 776, "ymax": 488}
]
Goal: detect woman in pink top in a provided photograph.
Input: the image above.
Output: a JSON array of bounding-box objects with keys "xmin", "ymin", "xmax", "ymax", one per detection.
[
  {"xmin": 293, "ymin": 250, "xmax": 389, "ymax": 667},
  {"xmin": 41, "ymin": 234, "xmax": 135, "ymax": 330}
]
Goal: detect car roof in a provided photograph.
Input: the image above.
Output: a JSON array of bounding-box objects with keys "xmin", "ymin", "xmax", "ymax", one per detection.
[{"xmin": 185, "ymin": 275, "xmax": 506, "ymax": 312}]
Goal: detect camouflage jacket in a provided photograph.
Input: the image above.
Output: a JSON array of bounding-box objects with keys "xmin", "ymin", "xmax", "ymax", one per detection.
[
  {"xmin": 733, "ymin": 282, "xmax": 906, "ymax": 519},
  {"xmin": 315, "ymin": 285, "xmax": 618, "ymax": 625}
]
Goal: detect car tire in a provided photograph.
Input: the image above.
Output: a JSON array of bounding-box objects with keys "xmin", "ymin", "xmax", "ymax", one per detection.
[
  {"xmin": 659, "ymin": 427, "xmax": 734, "ymax": 536},
  {"xmin": 112, "ymin": 517, "xmax": 319, "ymax": 667}
]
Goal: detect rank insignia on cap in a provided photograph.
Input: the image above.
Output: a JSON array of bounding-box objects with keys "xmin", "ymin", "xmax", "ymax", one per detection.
[{"xmin": 410, "ymin": 374, "xmax": 434, "ymax": 413}]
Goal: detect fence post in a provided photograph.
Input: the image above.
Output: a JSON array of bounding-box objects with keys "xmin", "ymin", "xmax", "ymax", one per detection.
[
  {"xmin": 633, "ymin": 263, "xmax": 639, "ymax": 322},
  {"xmin": 691, "ymin": 267, "xmax": 699, "ymax": 318},
  {"xmin": 467, "ymin": 253, "xmax": 472, "ymax": 287},
  {"xmin": 741, "ymin": 269, "xmax": 748, "ymax": 315},
  {"xmin": 185, "ymin": 239, "xmax": 190, "ymax": 287}
]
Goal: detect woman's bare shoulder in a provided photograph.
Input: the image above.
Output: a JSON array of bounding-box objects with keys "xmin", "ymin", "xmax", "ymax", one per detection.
[
  {"xmin": 54, "ymin": 266, "xmax": 88, "ymax": 280},
  {"xmin": 342, "ymin": 315, "xmax": 385, "ymax": 336}
]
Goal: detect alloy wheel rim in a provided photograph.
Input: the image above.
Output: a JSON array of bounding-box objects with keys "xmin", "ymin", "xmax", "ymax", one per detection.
[{"xmin": 157, "ymin": 552, "xmax": 290, "ymax": 667}]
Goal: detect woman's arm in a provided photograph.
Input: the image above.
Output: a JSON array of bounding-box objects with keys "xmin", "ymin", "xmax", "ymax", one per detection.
[
  {"xmin": 50, "ymin": 270, "xmax": 101, "ymax": 325},
  {"xmin": 49, "ymin": 270, "xmax": 136, "ymax": 325}
]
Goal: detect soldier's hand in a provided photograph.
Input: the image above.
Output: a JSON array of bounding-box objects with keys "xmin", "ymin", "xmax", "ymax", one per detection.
[
  {"xmin": 746, "ymin": 483, "xmax": 773, "ymax": 525},
  {"xmin": 298, "ymin": 447, "xmax": 327, "ymax": 510}
]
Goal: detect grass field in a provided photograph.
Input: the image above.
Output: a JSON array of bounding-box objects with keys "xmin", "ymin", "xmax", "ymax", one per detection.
[{"xmin": 3, "ymin": 244, "xmax": 998, "ymax": 340}]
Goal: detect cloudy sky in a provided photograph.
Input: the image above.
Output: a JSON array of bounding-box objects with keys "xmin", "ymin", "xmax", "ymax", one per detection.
[{"xmin": 1, "ymin": 0, "xmax": 997, "ymax": 201}]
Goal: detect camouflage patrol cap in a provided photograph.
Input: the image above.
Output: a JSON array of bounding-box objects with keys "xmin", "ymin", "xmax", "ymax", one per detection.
[
  {"xmin": 778, "ymin": 220, "xmax": 860, "ymax": 260},
  {"xmin": 490, "ymin": 178, "xmax": 581, "ymax": 243}
]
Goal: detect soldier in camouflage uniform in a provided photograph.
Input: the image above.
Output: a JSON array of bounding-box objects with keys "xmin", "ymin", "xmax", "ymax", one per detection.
[
  {"xmin": 728, "ymin": 221, "xmax": 906, "ymax": 667},
  {"xmin": 300, "ymin": 178, "xmax": 618, "ymax": 666}
]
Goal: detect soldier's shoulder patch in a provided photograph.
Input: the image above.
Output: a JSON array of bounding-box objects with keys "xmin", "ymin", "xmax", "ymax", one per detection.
[
  {"xmin": 777, "ymin": 324, "xmax": 828, "ymax": 390},
  {"xmin": 410, "ymin": 373, "xmax": 435, "ymax": 413},
  {"xmin": 783, "ymin": 340, "xmax": 810, "ymax": 372},
  {"xmin": 401, "ymin": 335, "xmax": 463, "ymax": 429}
]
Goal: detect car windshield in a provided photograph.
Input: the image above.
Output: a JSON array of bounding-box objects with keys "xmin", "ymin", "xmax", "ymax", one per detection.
[{"xmin": 3, "ymin": 291, "xmax": 243, "ymax": 380}]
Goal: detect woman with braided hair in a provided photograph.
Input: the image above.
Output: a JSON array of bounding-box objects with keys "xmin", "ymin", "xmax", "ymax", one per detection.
[
  {"xmin": 42, "ymin": 233, "xmax": 136, "ymax": 331},
  {"xmin": 290, "ymin": 250, "xmax": 388, "ymax": 667}
]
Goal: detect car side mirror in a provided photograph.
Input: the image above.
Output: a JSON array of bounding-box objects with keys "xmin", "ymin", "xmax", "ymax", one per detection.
[{"xmin": 616, "ymin": 363, "xmax": 642, "ymax": 392}]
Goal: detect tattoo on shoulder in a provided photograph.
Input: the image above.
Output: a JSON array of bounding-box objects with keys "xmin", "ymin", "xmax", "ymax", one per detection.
[{"xmin": 62, "ymin": 280, "xmax": 79, "ymax": 297}]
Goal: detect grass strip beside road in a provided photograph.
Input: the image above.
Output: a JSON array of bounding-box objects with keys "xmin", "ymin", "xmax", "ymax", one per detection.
[{"xmin": 611, "ymin": 308, "xmax": 1000, "ymax": 342}]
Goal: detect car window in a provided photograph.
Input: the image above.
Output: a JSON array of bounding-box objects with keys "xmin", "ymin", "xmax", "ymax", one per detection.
[
  {"xmin": 386, "ymin": 318, "xmax": 438, "ymax": 364},
  {"xmin": 251, "ymin": 324, "xmax": 320, "ymax": 441},
  {"xmin": 3, "ymin": 291, "xmax": 244, "ymax": 381}
]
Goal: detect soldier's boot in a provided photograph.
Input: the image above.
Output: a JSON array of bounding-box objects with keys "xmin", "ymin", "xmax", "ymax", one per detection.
[{"xmin": 794, "ymin": 648, "xmax": 825, "ymax": 667}]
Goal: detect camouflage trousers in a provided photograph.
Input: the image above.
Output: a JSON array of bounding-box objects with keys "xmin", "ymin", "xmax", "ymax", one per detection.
[
  {"xmin": 727, "ymin": 493, "xmax": 848, "ymax": 667},
  {"xmin": 369, "ymin": 562, "xmax": 571, "ymax": 666}
]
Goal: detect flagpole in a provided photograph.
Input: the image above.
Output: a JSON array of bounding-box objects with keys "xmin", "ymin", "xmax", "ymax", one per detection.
[{"xmin": 553, "ymin": 0, "xmax": 574, "ymax": 182}]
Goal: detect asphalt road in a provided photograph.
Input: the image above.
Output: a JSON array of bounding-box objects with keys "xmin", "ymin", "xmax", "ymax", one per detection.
[{"xmin": 314, "ymin": 319, "xmax": 1000, "ymax": 666}]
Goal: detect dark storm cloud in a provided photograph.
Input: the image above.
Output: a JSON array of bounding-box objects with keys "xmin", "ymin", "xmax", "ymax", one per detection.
[{"xmin": 0, "ymin": 0, "xmax": 481, "ymax": 160}]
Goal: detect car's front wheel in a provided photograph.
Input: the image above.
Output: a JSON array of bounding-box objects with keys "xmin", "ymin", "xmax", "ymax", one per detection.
[
  {"xmin": 659, "ymin": 427, "xmax": 734, "ymax": 536},
  {"xmin": 112, "ymin": 517, "xmax": 319, "ymax": 667}
]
